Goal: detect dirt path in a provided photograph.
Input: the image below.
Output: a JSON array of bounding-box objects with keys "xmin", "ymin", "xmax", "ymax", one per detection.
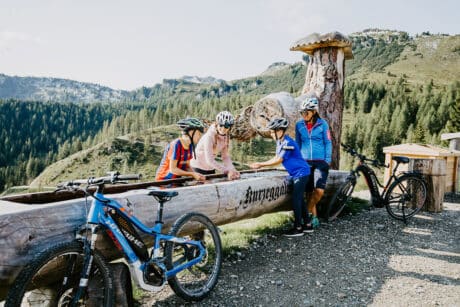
[{"xmin": 139, "ymin": 201, "xmax": 460, "ymax": 306}]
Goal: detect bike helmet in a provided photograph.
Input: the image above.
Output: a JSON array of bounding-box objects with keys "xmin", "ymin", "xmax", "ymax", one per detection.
[
  {"xmin": 176, "ymin": 117, "xmax": 205, "ymax": 133},
  {"xmin": 216, "ymin": 111, "xmax": 235, "ymax": 128},
  {"xmin": 300, "ymin": 97, "xmax": 319, "ymax": 112},
  {"xmin": 267, "ymin": 117, "xmax": 289, "ymax": 130}
]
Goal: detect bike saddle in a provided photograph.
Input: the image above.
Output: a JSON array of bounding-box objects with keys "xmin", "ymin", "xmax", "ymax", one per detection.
[
  {"xmin": 148, "ymin": 190, "xmax": 179, "ymax": 200},
  {"xmin": 392, "ymin": 156, "xmax": 409, "ymax": 164}
]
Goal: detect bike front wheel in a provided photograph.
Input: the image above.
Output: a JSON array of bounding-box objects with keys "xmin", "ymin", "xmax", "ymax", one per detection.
[
  {"xmin": 165, "ymin": 212, "xmax": 222, "ymax": 301},
  {"xmin": 385, "ymin": 174, "xmax": 427, "ymax": 220},
  {"xmin": 327, "ymin": 176, "xmax": 356, "ymax": 222},
  {"xmin": 5, "ymin": 240, "xmax": 114, "ymax": 307}
]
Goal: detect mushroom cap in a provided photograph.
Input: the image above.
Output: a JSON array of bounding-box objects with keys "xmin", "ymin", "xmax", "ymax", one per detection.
[{"xmin": 290, "ymin": 31, "xmax": 353, "ymax": 59}]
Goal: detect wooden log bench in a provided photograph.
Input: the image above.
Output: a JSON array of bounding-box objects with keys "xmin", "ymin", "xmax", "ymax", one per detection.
[{"xmin": 0, "ymin": 169, "xmax": 347, "ymax": 299}]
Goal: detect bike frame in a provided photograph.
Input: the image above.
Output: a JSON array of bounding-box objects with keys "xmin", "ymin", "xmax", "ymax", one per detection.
[
  {"xmin": 80, "ymin": 186, "xmax": 206, "ymax": 292},
  {"xmin": 352, "ymin": 161, "xmax": 403, "ymax": 206}
]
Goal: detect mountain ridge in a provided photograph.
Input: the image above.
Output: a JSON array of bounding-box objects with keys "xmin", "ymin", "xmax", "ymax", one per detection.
[
  {"xmin": 0, "ymin": 73, "xmax": 129, "ymax": 103},
  {"xmin": 1, "ymin": 30, "xmax": 459, "ymax": 103}
]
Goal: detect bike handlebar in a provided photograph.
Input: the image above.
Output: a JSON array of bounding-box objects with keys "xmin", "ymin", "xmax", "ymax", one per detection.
[
  {"xmin": 57, "ymin": 172, "xmax": 142, "ymax": 189},
  {"xmin": 341, "ymin": 143, "xmax": 387, "ymax": 168},
  {"xmin": 116, "ymin": 174, "xmax": 143, "ymax": 181}
]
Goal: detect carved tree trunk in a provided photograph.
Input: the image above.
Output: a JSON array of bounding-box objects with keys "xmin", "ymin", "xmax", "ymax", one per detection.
[
  {"xmin": 231, "ymin": 106, "xmax": 257, "ymax": 141},
  {"xmin": 302, "ymin": 47, "xmax": 346, "ymax": 169},
  {"xmin": 232, "ymin": 92, "xmax": 299, "ymax": 141}
]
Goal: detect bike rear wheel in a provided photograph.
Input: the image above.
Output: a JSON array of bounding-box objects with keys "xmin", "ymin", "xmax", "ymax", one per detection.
[
  {"xmin": 165, "ymin": 212, "xmax": 222, "ymax": 301},
  {"xmin": 327, "ymin": 176, "xmax": 355, "ymax": 222},
  {"xmin": 5, "ymin": 240, "xmax": 113, "ymax": 307},
  {"xmin": 385, "ymin": 174, "xmax": 427, "ymax": 221}
]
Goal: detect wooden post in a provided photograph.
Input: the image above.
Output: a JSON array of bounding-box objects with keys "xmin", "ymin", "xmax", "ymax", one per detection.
[
  {"xmin": 441, "ymin": 132, "xmax": 460, "ymax": 192},
  {"xmin": 290, "ymin": 32, "xmax": 353, "ymax": 169},
  {"xmin": 409, "ymin": 159, "xmax": 446, "ymax": 212},
  {"xmin": 441, "ymin": 132, "xmax": 460, "ymax": 151}
]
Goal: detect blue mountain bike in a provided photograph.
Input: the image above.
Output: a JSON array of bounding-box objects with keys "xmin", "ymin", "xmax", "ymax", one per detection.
[{"xmin": 6, "ymin": 172, "xmax": 222, "ymax": 306}]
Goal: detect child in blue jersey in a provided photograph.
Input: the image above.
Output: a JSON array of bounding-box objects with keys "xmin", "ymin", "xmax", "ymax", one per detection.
[{"xmin": 250, "ymin": 117, "xmax": 312, "ymax": 237}]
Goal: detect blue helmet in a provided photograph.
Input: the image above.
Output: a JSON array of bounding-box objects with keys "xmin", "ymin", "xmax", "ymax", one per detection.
[{"xmin": 300, "ymin": 97, "xmax": 319, "ymax": 111}]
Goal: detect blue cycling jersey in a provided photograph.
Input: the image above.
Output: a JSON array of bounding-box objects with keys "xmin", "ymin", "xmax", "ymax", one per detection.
[{"xmin": 276, "ymin": 135, "xmax": 310, "ymax": 179}]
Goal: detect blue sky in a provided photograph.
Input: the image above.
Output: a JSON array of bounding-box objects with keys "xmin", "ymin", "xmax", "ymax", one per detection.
[{"xmin": 0, "ymin": 0, "xmax": 458, "ymax": 90}]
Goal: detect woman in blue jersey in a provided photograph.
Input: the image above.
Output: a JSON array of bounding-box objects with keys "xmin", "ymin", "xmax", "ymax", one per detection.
[
  {"xmin": 295, "ymin": 95, "xmax": 332, "ymax": 229},
  {"xmin": 250, "ymin": 117, "xmax": 312, "ymax": 237},
  {"xmin": 155, "ymin": 118, "xmax": 206, "ymax": 182}
]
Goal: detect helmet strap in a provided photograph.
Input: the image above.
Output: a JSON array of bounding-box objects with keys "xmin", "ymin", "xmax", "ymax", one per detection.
[
  {"xmin": 188, "ymin": 129, "xmax": 197, "ymax": 159},
  {"xmin": 305, "ymin": 111, "xmax": 318, "ymax": 124},
  {"xmin": 312, "ymin": 112, "xmax": 319, "ymax": 123},
  {"xmin": 274, "ymin": 129, "xmax": 285, "ymax": 141},
  {"xmin": 216, "ymin": 124, "xmax": 229, "ymax": 136}
]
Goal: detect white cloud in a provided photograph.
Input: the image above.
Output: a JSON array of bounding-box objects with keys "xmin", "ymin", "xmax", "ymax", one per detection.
[
  {"xmin": 0, "ymin": 30, "xmax": 43, "ymax": 55},
  {"xmin": 265, "ymin": 0, "xmax": 340, "ymax": 37},
  {"xmin": 264, "ymin": 0, "xmax": 355, "ymax": 40}
]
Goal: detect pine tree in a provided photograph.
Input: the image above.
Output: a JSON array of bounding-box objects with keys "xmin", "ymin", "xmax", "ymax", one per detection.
[
  {"xmin": 445, "ymin": 96, "xmax": 460, "ymax": 133},
  {"xmin": 26, "ymin": 157, "xmax": 35, "ymax": 182},
  {"xmin": 412, "ymin": 123, "xmax": 426, "ymax": 143}
]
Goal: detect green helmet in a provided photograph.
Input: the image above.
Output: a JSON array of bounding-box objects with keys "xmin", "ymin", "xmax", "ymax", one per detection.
[{"xmin": 177, "ymin": 117, "xmax": 206, "ymax": 133}]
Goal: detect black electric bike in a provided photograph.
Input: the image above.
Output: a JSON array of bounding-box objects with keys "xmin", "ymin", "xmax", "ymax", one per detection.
[{"xmin": 327, "ymin": 144, "xmax": 427, "ymax": 223}]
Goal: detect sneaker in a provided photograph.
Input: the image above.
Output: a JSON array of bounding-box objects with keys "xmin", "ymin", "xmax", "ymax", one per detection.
[
  {"xmin": 303, "ymin": 224, "xmax": 314, "ymax": 233},
  {"xmin": 283, "ymin": 227, "xmax": 304, "ymax": 237},
  {"xmin": 312, "ymin": 216, "xmax": 320, "ymax": 228}
]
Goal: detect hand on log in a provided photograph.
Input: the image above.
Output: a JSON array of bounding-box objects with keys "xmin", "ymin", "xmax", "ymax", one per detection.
[
  {"xmin": 249, "ymin": 162, "xmax": 262, "ymax": 169},
  {"xmin": 227, "ymin": 170, "xmax": 241, "ymax": 180},
  {"xmin": 191, "ymin": 172, "xmax": 206, "ymax": 182}
]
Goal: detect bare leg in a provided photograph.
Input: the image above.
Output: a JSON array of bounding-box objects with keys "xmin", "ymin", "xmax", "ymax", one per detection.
[{"xmin": 308, "ymin": 188, "xmax": 324, "ymax": 217}]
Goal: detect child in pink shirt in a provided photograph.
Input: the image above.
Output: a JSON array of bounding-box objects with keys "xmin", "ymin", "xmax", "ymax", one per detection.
[{"xmin": 191, "ymin": 111, "xmax": 240, "ymax": 180}]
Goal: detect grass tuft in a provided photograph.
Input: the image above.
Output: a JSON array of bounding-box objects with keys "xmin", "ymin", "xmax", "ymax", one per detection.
[{"xmin": 219, "ymin": 212, "xmax": 292, "ymax": 255}]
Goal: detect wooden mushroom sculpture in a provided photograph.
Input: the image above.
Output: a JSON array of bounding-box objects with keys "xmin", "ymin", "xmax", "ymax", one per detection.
[{"xmin": 291, "ymin": 31, "xmax": 353, "ymax": 169}]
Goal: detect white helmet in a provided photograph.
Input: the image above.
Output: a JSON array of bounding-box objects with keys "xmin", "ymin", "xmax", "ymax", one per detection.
[
  {"xmin": 216, "ymin": 111, "xmax": 235, "ymax": 128},
  {"xmin": 267, "ymin": 117, "xmax": 289, "ymax": 130},
  {"xmin": 300, "ymin": 97, "xmax": 319, "ymax": 112}
]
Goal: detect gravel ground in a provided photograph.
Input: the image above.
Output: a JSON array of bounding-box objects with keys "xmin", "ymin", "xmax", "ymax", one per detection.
[{"xmin": 139, "ymin": 196, "xmax": 460, "ymax": 306}]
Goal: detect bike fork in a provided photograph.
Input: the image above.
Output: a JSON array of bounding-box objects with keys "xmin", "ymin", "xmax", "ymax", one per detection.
[{"xmin": 71, "ymin": 225, "xmax": 99, "ymax": 306}]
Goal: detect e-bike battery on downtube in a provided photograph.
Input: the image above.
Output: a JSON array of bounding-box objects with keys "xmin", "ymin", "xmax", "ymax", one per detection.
[
  {"xmin": 107, "ymin": 208, "xmax": 150, "ymax": 261},
  {"xmin": 357, "ymin": 164, "xmax": 384, "ymax": 208}
]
